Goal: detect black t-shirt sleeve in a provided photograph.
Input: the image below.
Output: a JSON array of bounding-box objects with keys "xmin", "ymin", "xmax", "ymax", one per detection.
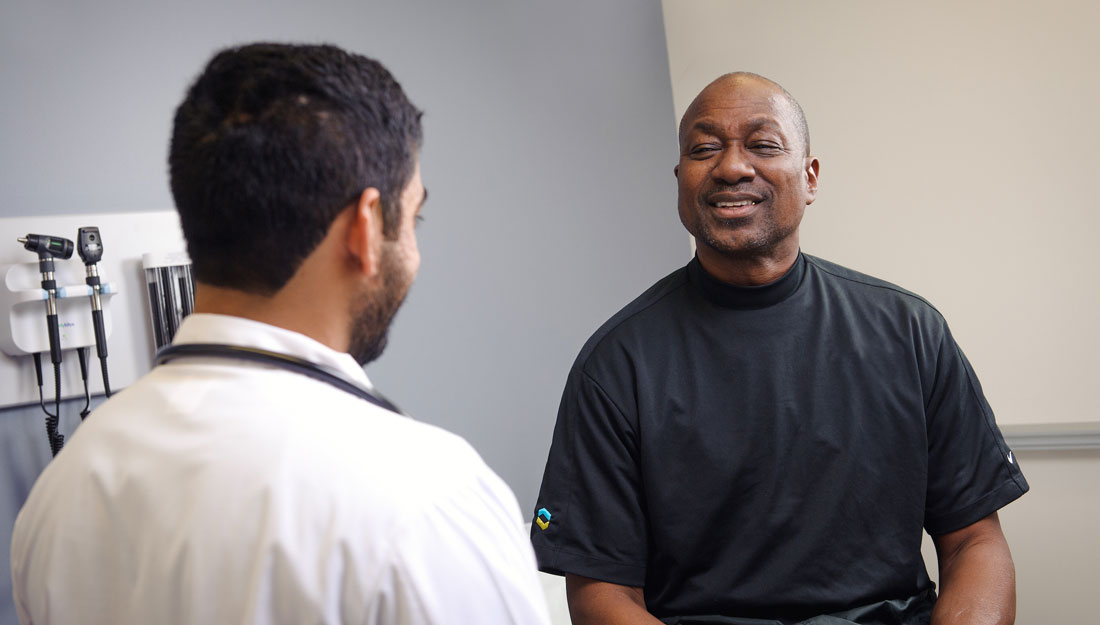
[
  {"xmin": 530, "ymin": 365, "xmax": 648, "ymax": 586},
  {"xmin": 923, "ymin": 322, "xmax": 1029, "ymax": 536}
]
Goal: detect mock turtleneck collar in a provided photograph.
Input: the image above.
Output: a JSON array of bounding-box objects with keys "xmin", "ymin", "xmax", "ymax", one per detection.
[{"xmin": 688, "ymin": 252, "xmax": 806, "ymax": 309}]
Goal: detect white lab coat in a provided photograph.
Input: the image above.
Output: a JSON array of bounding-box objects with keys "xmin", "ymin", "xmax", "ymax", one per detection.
[{"xmin": 11, "ymin": 314, "xmax": 551, "ymax": 625}]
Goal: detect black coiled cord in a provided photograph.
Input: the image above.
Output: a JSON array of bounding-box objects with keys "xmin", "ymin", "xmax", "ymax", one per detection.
[
  {"xmin": 33, "ymin": 353, "xmax": 65, "ymax": 456},
  {"xmin": 48, "ymin": 362, "xmax": 64, "ymax": 455}
]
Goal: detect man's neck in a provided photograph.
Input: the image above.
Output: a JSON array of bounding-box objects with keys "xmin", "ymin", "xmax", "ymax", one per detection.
[
  {"xmin": 193, "ymin": 283, "xmax": 351, "ymax": 354},
  {"xmin": 695, "ymin": 242, "xmax": 800, "ymax": 286}
]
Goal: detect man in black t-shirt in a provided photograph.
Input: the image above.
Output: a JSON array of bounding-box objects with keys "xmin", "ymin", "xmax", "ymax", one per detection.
[{"xmin": 531, "ymin": 73, "xmax": 1027, "ymax": 625}]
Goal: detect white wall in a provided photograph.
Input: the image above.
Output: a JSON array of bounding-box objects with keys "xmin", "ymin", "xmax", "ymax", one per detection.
[{"xmin": 662, "ymin": 0, "xmax": 1100, "ymax": 621}]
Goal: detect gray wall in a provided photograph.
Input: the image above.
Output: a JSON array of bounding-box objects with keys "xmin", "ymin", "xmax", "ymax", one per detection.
[{"xmin": 0, "ymin": 1, "xmax": 682, "ymax": 622}]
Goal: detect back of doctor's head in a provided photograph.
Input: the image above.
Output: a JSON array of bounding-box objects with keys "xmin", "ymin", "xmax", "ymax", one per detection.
[{"xmin": 169, "ymin": 42, "xmax": 423, "ymax": 294}]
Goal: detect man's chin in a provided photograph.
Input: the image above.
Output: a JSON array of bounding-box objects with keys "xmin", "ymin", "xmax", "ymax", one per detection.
[
  {"xmin": 698, "ymin": 229, "xmax": 767, "ymax": 257},
  {"xmin": 352, "ymin": 331, "xmax": 389, "ymax": 366},
  {"xmin": 348, "ymin": 288, "xmax": 406, "ymax": 366}
]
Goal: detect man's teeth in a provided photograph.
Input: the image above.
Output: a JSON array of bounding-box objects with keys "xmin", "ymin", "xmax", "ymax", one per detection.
[{"xmin": 714, "ymin": 200, "xmax": 757, "ymax": 207}]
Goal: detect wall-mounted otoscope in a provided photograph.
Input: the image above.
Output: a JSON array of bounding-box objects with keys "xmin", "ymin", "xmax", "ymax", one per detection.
[
  {"xmin": 17, "ymin": 233, "xmax": 75, "ymax": 455},
  {"xmin": 18, "ymin": 234, "xmax": 73, "ymax": 366},
  {"xmin": 77, "ymin": 227, "xmax": 111, "ymax": 397}
]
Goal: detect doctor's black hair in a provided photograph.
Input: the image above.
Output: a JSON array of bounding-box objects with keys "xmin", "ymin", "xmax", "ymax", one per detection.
[{"xmin": 169, "ymin": 42, "xmax": 423, "ymax": 294}]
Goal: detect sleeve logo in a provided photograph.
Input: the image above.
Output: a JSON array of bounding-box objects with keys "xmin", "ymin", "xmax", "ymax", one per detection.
[{"xmin": 535, "ymin": 508, "xmax": 552, "ymax": 530}]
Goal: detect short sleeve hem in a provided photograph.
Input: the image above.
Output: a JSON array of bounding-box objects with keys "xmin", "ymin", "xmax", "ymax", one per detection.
[
  {"xmin": 534, "ymin": 544, "xmax": 646, "ymax": 587},
  {"xmin": 925, "ymin": 476, "xmax": 1029, "ymax": 536}
]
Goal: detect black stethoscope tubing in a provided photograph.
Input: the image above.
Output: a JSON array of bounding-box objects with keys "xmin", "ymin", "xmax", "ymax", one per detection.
[{"xmin": 155, "ymin": 343, "xmax": 402, "ymax": 415}]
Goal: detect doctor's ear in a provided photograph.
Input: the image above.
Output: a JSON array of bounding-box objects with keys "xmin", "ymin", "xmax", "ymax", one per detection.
[{"xmin": 346, "ymin": 187, "xmax": 384, "ymax": 276}]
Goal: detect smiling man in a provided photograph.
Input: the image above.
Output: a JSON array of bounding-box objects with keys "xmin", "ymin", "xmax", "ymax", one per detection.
[{"xmin": 530, "ymin": 73, "xmax": 1028, "ymax": 625}]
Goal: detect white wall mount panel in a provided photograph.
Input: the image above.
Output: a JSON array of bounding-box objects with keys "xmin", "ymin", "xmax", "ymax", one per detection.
[
  {"xmin": 0, "ymin": 211, "xmax": 185, "ymax": 409},
  {"xmin": 1, "ymin": 261, "xmax": 119, "ymax": 356}
]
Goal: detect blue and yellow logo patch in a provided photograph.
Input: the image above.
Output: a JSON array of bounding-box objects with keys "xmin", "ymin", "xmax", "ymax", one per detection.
[{"xmin": 535, "ymin": 508, "xmax": 552, "ymax": 530}]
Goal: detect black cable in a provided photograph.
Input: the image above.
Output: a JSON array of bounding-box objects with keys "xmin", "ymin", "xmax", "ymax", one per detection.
[
  {"xmin": 156, "ymin": 343, "xmax": 404, "ymax": 415},
  {"xmin": 99, "ymin": 356, "xmax": 112, "ymax": 398},
  {"xmin": 43, "ymin": 272, "xmax": 64, "ymax": 455},
  {"xmin": 90, "ymin": 308, "xmax": 111, "ymax": 397},
  {"xmin": 33, "ymin": 353, "xmax": 64, "ymax": 456},
  {"xmin": 33, "ymin": 353, "xmax": 57, "ymax": 419},
  {"xmin": 77, "ymin": 347, "xmax": 91, "ymax": 420},
  {"xmin": 19, "ymin": 235, "xmax": 72, "ymax": 456},
  {"xmin": 52, "ymin": 363, "xmax": 63, "ymax": 455},
  {"xmin": 36, "ymin": 358, "xmax": 64, "ymax": 456}
]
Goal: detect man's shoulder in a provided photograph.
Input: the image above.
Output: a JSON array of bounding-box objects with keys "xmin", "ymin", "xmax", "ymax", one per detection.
[
  {"xmin": 30, "ymin": 375, "xmax": 505, "ymax": 526},
  {"xmin": 572, "ymin": 263, "xmax": 691, "ymax": 370},
  {"xmin": 11, "ymin": 390, "xmax": 537, "ymax": 625},
  {"xmin": 803, "ymin": 253, "xmax": 943, "ymax": 317},
  {"xmin": 10, "ymin": 387, "xmax": 519, "ymax": 588}
]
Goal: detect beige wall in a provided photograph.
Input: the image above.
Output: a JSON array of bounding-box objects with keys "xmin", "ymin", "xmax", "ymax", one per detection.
[
  {"xmin": 662, "ymin": 0, "xmax": 1100, "ymax": 621},
  {"xmin": 662, "ymin": 0, "xmax": 1099, "ymax": 428}
]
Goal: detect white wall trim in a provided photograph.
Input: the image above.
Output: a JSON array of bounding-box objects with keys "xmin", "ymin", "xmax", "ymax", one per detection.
[{"xmin": 1002, "ymin": 422, "xmax": 1100, "ymax": 451}]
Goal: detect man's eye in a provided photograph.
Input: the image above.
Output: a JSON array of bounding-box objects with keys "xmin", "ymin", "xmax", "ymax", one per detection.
[
  {"xmin": 690, "ymin": 146, "xmax": 718, "ymax": 157},
  {"xmin": 750, "ymin": 143, "xmax": 783, "ymax": 153}
]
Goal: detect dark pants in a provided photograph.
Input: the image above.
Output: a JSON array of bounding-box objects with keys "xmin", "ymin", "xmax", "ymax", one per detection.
[{"xmin": 661, "ymin": 589, "xmax": 936, "ymax": 625}]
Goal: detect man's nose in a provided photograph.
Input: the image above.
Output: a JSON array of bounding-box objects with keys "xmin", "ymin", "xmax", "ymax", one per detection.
[{"xmin": 711, "ymin": 145, "xmax": 755, "ymax": 184}]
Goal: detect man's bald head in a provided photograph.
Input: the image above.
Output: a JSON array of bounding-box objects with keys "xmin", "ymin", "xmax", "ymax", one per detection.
[{"xmin": 678, "ymin": 72, "xmax": 811, "ymax": 156}]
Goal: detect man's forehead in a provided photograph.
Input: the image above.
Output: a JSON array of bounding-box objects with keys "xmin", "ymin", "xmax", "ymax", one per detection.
[
  {"xmin": 677, "ymin": 72, "xmax": 810, "ymax": 153},
  {"xmin": 681, "ymin": 88, "xmax": 794, "ymax": 140},
  {"xmin": 688, "ymin": 114, "xmax": 786, "ymax": 136},
  {"xmin": 692, "ymin": 77, "xmax": 786, "ymax": 117}
]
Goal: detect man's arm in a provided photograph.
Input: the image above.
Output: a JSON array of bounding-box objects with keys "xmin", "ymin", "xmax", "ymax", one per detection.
[
  {"xmin": 931, "ymin": 512, "xmax": 1015, "ymax": 625},
  {"xmin": 565, "ymin": 574, "xmax": 663, "ymax": 625}
]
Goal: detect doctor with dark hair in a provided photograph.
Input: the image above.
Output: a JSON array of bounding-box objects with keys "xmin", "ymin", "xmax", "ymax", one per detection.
[{"xmin": 11, "ymin": 42, "xmax": 550, "ymax": 625}]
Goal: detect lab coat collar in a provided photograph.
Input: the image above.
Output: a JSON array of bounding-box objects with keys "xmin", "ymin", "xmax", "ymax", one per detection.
[{"xmin": 170, "ymin": 313, "xmax": 375, "ymax": 390}]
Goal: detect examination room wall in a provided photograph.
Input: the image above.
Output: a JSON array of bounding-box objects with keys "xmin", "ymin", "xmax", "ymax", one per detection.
[
  {"xmin": 661, "ymin": 0, "xmax": 1100, "ymax": 622},
  {"xmin": 0, "ymin": 1, "xmax": 682, "ymax": 622}
]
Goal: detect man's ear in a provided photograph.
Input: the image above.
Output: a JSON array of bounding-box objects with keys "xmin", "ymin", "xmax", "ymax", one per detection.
[
  {"xmin": 346, "ymin": 187, "xmax": 384, "ymax": 278},
  {"xmin": 804, "ymin": 157, "xmax": 820, "ymax": 205}
]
